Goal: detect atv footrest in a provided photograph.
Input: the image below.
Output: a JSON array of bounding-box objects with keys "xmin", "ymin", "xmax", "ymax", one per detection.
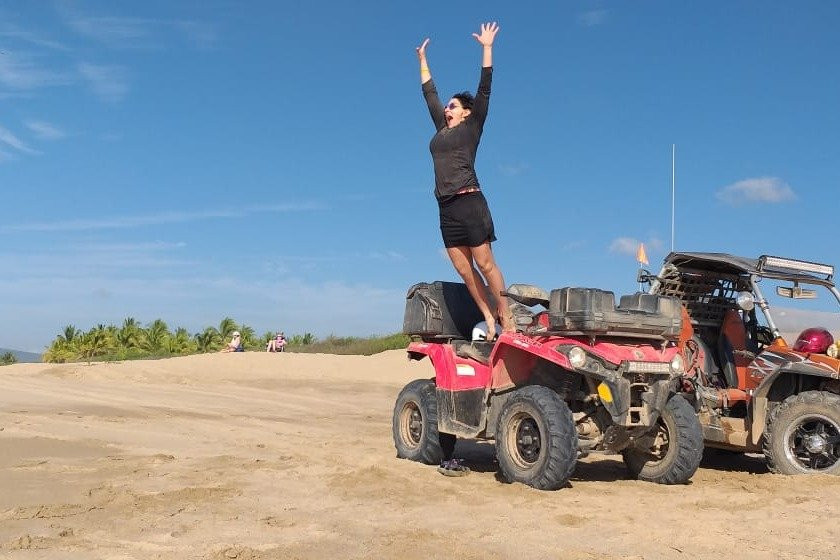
[{"xmin": 453, "ymin": 341, "xmax": 494, "ymax": 364}]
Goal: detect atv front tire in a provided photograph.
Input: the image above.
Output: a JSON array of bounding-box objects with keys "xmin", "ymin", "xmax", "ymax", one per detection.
[
  {"xmin": 495, "ymin": 386, "xmax": 578, "ymax": 490},
  {"xmin": 393, "ymin": 379, "xmax": 456, "ymax": 464},
  {"xmin": 623, "ymin": 394, "xmax": 703, "ymax": 484},
  {"xmin": 763, "ymin": 391, "xmax": 840, "ymax": 475}
]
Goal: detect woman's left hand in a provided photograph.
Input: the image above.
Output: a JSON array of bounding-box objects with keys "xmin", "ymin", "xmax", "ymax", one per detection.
[{"xmin": 472, "ymin": 22, "xmax": 499, "ymax": 46}]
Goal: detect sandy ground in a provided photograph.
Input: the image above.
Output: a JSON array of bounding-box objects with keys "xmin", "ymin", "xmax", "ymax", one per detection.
[{"xmin": 1, "ymin": 350, "xmax": 839, "ymax": 560}]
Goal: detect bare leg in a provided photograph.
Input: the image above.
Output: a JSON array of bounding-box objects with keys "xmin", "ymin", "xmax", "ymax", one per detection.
[
  {"xmin": 446, "ymin": 246, "xmax": 498, "ymax": 339},
  {"xmin": 471, "ymin": 242, "xmax": 514, "ymax": 332}
]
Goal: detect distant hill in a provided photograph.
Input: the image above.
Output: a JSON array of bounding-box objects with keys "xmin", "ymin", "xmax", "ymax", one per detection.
[{"xmin": 0, "ymin": 348, "xmax": 41, "ymax": 363}]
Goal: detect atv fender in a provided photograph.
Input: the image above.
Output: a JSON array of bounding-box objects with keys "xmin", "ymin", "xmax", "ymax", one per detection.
[
  {"xmin": 750, "ymin": 360, "xmax": 840, "ymax": 445},
  {"xmin": 407, "ymin": 341, "xmax": 492, "ymax": 438}
]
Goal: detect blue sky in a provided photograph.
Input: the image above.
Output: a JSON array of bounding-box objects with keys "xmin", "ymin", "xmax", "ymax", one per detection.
[{"xmin": 1, "ymin": 1, "xmax": 839, "ymax": 352}]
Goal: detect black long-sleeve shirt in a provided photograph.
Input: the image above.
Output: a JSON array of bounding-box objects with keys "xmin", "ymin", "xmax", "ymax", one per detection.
[{"xmin": 423, "ymin": 66, "xmax": 492, "ymax": 201}]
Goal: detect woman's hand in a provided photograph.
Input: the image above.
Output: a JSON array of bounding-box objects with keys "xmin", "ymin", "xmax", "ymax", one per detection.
[
  {"xmin": 472, "ymin": 22, "xmax": 499, "ymax": 47},
  {"xmin": 416, "ymin": 38, "xmax": 429, "ymax": 61}
]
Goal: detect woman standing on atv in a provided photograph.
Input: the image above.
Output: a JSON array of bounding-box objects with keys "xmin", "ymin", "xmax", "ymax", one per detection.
[{"xmin": 417, "ymin": 21, "xmax": 513, "ymax": 339}]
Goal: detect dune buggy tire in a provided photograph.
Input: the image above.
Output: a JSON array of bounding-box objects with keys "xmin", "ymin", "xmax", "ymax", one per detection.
[
  {"xmin": 495, "ymin": 386, "xmax": 578, "ymax": 490},
  {"xmin": 393, "ymin": 379, "xmax": 456, "ymax": 464},
  {"xmin": 623, "ymin": 394, "xmax": 703, "ymax": 484},
  {"xmin": 763, "ymin": 391, "xmax": 840, "ymax": 475}
]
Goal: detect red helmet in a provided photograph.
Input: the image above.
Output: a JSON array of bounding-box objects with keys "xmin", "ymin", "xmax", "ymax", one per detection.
[{"xmin": 793, "ymin": 328, "xmax": 834, "ymax": 354}]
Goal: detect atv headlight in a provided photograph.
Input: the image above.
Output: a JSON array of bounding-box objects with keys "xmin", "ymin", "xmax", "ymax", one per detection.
[
  {"xmin": 568, "ymin": 347, "xmax": 587, "ymax": 368},
  {"xmin": 828, "ymin": 344, "xmax": 839, "ymax": 359},
  {"xmin": 670, "ymin": 353, "xmax": 685, "ymax": 373}
]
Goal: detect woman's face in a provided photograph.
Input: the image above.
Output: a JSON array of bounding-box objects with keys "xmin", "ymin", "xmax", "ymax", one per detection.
[{"xmin": 444, "ymin": 99, "xmax": 470, "ymax": 128}]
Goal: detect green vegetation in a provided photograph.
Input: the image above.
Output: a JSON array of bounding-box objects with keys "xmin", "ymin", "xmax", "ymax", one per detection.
[
  {"xmin": 42, "ymin": 317, "xmax": 408, "ymax": 363},
  {"xmin": 1, "ymin": 351, "xmax": 18, "ymax": 366},
  {"xmin": 288, "ymin": 333, "xmax": 411, "ymax": 356}
]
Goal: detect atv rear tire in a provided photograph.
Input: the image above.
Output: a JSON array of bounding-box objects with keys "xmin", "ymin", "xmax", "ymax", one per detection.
[
  {"xmin": 495, "ymin": 386, "xmax": 578, "ymax": 490},
  {"xmin": 763, "ymin": 391, "xmax": 840, "ymax": 475},
  {"xmin": 623, "ymin": 394, "xmax": 703, "ymax": 484},
  {"xmin": 393, "ymin": 379, "xmax": 456, "ymax": 464}
]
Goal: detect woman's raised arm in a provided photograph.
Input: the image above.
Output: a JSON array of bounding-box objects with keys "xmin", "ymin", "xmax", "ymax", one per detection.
[
  {"xmin": 418, "ymin": 37, "xmax": 446, "ymax": 130},
  {"xmin": 472, "ymin": 21, "xmax": 499, "ymax": 68},
  {"xmin": 416, "ymin": 38, "xmax": 431, "ymax": 84}
]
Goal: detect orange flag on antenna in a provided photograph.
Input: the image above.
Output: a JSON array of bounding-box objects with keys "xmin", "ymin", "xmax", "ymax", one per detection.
[{"xmin": 636, "ymin": 243, "xmax": 649, "ymax": 265}]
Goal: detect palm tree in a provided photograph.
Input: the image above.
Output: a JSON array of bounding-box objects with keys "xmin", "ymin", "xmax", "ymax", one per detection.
[
  {"xmin": 238, "ymin": 323, "xmax": 256, "ymax": 349},
  {"xmin": 168, "ymin": 327, "xmax": 195, "ymax": 354},
  {"xmin": 261, "ymin": 331, "xmax": 274, "ymax": 347},
  {"xmin": 79, "ymin": 325, "xmax": 112, "ymax": 362},
  {"xmin": 143, "ymin": 319, "xmax": 170, "ymax": 352},
  {"xmin": 218, "ymin": 317, "xmax": 238, "ymax": 340},
  {"xmin": 61, "ymin": 325, "xmax": 78, "ymax": 345},
  {"xmin": 194, "ymin": 327, "xmax": 221, "ymax": 353},
  {"xmin": 117, "ymin": 317, "xmax": 142, "ymax": 350}
]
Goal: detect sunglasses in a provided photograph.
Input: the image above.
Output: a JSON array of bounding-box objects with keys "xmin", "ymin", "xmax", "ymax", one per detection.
[{"xmin": 445, "ymin": 102, "xmax": 462, "ymax": 110}]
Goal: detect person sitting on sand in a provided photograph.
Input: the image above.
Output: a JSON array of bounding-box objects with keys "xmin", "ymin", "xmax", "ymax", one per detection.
[
  {"xmin": 266, "ymin": 332, "xmax": 287, "ymax": 353},
  {"xmin": 220, "ymin": 331, "xmax": 241, "ymax": 353}
]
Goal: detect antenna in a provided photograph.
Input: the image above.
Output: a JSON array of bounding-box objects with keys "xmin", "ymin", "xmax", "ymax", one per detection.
[{"xmin": 670, "ymin": 144, "xmax": 675, "ymax": 252}]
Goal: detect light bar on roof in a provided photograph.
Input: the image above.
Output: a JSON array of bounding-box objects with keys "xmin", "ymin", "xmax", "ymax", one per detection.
[{"xmin": 760, "ymin": 255, "xmax": 834, "ymax": 277}]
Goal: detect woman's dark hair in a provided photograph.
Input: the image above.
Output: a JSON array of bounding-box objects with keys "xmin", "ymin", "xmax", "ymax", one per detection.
[{"xmin": 452, "ymin": 91, "xmax": 474, "ymax": 111}]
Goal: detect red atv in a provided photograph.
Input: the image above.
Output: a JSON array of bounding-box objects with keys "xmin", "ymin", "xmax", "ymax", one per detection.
[{"xmin": 392, "ymin": 281, "xmax": 703, "ymax": 489}]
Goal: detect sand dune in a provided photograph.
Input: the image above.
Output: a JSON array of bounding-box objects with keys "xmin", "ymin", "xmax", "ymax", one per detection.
[{"xmin": 1, "ymin": 351, "xmax": 839, "ymax": 559}]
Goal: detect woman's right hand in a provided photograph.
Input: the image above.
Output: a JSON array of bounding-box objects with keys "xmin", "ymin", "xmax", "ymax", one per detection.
[{"xmin": 416, "ymin": 38, "xmax": 429, "ymax": 61}]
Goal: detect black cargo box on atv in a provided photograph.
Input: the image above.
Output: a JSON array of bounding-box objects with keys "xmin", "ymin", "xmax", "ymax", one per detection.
[
  {"xmin": 403, "ymin": 281, "xmax": 485, "ymax": 341},
  {"xmin": 548, "ymin": 287, "xmax": 682, "ymax": 340}
]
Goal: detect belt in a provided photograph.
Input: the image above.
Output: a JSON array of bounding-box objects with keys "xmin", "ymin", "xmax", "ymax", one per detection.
[{"xmin": 455, "ymin": 187, "xmax": 480, "ymax": 195}]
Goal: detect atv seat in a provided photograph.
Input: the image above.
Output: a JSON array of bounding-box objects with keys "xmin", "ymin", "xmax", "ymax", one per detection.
[
  {"xmin": 717, "ymin": 310, "xmax": 757, "ymax": 389},
  {"xmin": 504, "ymin": 284, "xmax": 550, "ymax": 308}
]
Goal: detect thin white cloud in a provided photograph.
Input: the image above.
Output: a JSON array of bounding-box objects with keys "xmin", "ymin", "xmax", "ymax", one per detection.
[
  {"xmin": 716, "ymin": 177, "xmax": 796, "ymax": 205},
  {"xmin": 646, "ymin": 237, "xmax": 665, "ymax": 252},
  {"xmin": 0, "ymin": 28, "xmax": 70, "ymax": 51},
  {"xmin": 0, "ymin": 51, "xmax": 72, "ymax": 90},
  {"xmin": 67, "ymin": 16, "xmax": 152, "ymax": 46},
  {"xmin": 171, "ymin": 20, "xmax": 218, "ymax": 50},
  {"xmin": 2, "ymin": 202, "xmax": 325, "ymax": 233},
  {"xmin": 65, "ymin": 15, "xmax": 217, "ymax": 50},
  {"xmin": 0, "ymin": 124, "xmax": 40, "ymax": 154},
  {"xmin": 498, "ymin": 163, "xmax": 530, "ymax": 177},
  {"xmin": 78, "ymin": 62, "xmax": 128, "ymax": 101},
  {"xmin": 25, "ymin": 120, "xmax": 66, "ymax": 140},
  {"xmin": 610, "ymin": 237, "xmax": 641, "ymax": 256},
  {"xmin": 578, "ymin": 9, "xmax": 609, "ymax": 27},
  {"xmin": 559, "ymin": 240, "xmax": 585, "ymax": 252},
  {"xmin": 609, "ymin": 236, "xmax": 663, "ymax": 258},
  {"xmin": 72, "ymin": 240, "xmax": 188, "ymax": 252},
  {"xmin": 367, "ymin": 251, "xmax": 406, "ymax": 261}
]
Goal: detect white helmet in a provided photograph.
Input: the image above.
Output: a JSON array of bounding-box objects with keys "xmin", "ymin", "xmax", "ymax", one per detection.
[{"xmin": 472, "ymin": 321, "xmax": 488, "ymax": 341}]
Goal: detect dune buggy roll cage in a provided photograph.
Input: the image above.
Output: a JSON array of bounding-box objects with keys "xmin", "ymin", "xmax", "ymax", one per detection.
[{"xmin": 645, "ymin": 253, "xmax": 840, "ymax": 341}]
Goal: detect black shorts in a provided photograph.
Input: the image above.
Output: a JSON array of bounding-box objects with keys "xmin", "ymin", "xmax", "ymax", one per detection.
[{"xmin": 438, "ymin": 191, "xmax": 497, "ymax": 248}]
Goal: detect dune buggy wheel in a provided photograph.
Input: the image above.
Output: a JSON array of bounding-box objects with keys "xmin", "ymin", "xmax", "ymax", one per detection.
[
  {"xmin": 763, "ymin": 391, "xmax": 840, "ymax": 475},
  {"xmin": 495, "ymin": 386, "xmax": 578, "ymax": 490},
  {"xmin": 623, "ymin": 394, "xmax": 703, "ymax": 484},
  {"xmin": 392, "ymin": 379, "xmax": 456, "ymax": 464}
]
